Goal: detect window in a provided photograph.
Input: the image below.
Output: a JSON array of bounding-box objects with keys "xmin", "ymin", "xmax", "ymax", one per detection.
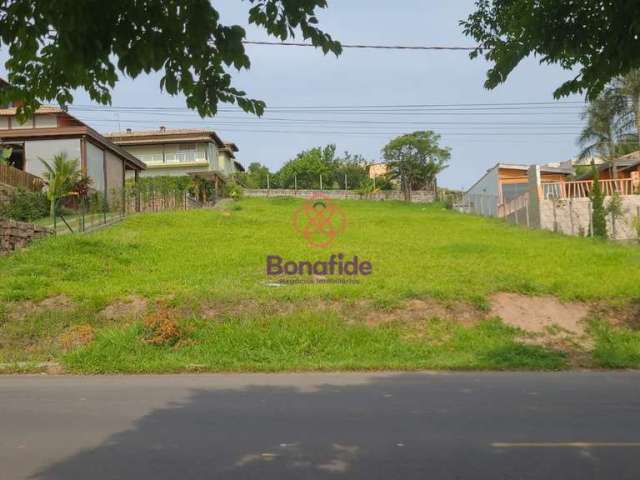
[{"xmin": 175, "ymin": 144, "xmax": 196, "ymax": 163}]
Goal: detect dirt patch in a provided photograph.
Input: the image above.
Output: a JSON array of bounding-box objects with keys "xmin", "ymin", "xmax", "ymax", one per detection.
[
  {"xmin": 490, "ymin": 293, "xmax": 590, "ymax": 336},
  {"xmin": 6, "ymin": 295, "xmax": 75, "ymax": 321},
  {"xmin": 39, "ymin": 295, "xmax": 74, "ymax": 310},
  {"xmin": 591, "ymin": 302, "xmax": 640, "ymax": 330},
  {"xmin": 58, "ymin": 324, "xmax": 95, "ymax": 350},
  {"xmin": 364, "ymin": 298, "xmax": 485, "ymax": 327},
  {"xmin": 199, "ymin": 298, "xmax": 343, "ymax": 320},
  {"xmin": 100, "ymin": 296, "xmax": 148, "ymax": 320}
]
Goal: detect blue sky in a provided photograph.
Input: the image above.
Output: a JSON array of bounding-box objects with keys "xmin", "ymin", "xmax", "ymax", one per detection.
[{"xmin": 2, "ymin": 1, "xmax": 587, "ymax": 189}]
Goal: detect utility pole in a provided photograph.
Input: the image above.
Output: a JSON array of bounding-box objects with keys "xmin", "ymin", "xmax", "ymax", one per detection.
[
  {"xmin": 320, "ymin": 174, "xmax": 323, "ymax": 190},
  {"xmin": 267, "ymin": 174, "xmax": 270, "ymax": 196},
  {"xmin": 294, "ymin": 175, "xmax": 297, "ymax": 192},
  {"xmin": 344, "ymin": 173, "xmax": 348, "ymax": 191}
]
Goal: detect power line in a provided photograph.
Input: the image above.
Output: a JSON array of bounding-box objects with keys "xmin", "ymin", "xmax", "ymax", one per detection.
[
  {"xmin": 79, "ymin": 116, "xmax": 582, "ymax": 128},
  {"xmin": 242, "ymin": 40, "xmax": 477, "ymax": 51},
  {"xmin": 70, "ymin": 100, "xmax": 584, "ymax": 113}
]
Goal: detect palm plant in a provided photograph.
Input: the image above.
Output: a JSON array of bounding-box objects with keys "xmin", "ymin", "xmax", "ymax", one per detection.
[
  {"xmin": 40, "ymin": 153, "xmax": 81, "ymax": 223},
  {"xmin": 578, "ymin": 90, "xmax": 628, "ymax": 178},
  {"xmin": 613, "ymin": 70, "xmax": 640, "ymax": 143}
]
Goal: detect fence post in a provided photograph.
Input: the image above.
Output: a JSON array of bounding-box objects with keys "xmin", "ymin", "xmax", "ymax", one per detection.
[{"xmin": 569, "ymin": 199, "xmax": 574, "ymax": 235}]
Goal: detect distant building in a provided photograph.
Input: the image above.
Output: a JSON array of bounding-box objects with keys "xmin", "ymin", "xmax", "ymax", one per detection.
[
  {"xmin": 463, "ymin": 163, "xmax": 573, "ymax": 217},
  {"xmin": 0, "ymin": 105, "xmax": 144, "ymax": 193},
  {"xmin": 367, "ymin": 162, "xmax": 388, "ymax": 179},
  {"xmin": 218, "ymin": 142, "xmax": 244, "ymax": 175},
  {"xmin": 105, "ymin": 128, "xmax": 243, "ymax": 178}
]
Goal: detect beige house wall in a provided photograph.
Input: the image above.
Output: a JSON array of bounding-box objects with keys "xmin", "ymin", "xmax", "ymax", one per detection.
[{"xmin": 121, "ymin": 141, "xmax": 219, "ymax": 177}]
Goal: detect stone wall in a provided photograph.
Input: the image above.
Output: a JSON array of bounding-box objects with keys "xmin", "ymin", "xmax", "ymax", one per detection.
[
  {"xmin": 243, "ymin": 189, "xmax": 436, "ymax": 203},
  {"xmin": 539, "ymin": 196, "xmax": 640, "ymax": 240},
  {"xmin": 0, "ymin": 218, "xmax": 53, "ymax": 254},
  {"xmin": 0, "ymin": 183, "xmax": 14, "ymax": 206}
]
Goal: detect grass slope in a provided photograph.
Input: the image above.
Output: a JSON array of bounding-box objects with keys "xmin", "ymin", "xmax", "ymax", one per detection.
[
  {"xmin": 1, "ymin": 197, "xmax": 639, "ymax": 304},
  {"xmin": 1, "ymin": 198, "xmax": 639, "ymax": 372}
]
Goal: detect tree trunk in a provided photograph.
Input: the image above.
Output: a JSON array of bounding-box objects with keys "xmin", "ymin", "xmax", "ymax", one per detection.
[
  {"xmin": 404, "ymin": 175, "xmax": 411, "ymax": 202},
  {"xmin": 49, "ymin": 197, "xmax": 56, "ymax": 224}
]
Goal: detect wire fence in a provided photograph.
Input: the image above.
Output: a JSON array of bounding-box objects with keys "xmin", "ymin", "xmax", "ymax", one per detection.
[{"xmin": 48, "ymin": 185, "xmax": 199, "ymax": 234}]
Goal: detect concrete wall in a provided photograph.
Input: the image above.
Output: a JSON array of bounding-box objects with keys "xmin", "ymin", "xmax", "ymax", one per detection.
[
  {"xmin": 0, "ymin": 218, "xmax": 52, "ymax": 254},
  {"xmin": 540, "ymin": 196, "xmax": 640, "ymax": 241},
  {"xmin": 244, "ymin": 189, "xmax": 436, "ymax": 203},
  {"xmin": 24, "ymin": 138, "xmax": 82, "ymax": 179}
]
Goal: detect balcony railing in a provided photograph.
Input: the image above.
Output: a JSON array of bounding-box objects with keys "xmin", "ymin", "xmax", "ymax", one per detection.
[
  {"xmin": 543, "ymin": 178, "xmax": 637, "ymax": 199},
  {"xmin": 0, "ymin": 164, "xmax": 45, "ymax": 192}
]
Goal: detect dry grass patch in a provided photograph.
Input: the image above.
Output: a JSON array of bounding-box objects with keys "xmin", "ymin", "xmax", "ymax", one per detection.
[
  {"xmin": 362, "ymin": 298, "xmax": 485, "ymax": 327},
  {"xmin": 58, "ymin": 324, "xmax": 95, "ymax": 351},
  {"xmin": 99, "ymin": 296, "xmax": 148, "ymax": 320},
  {"xmin": 141, "ymin": 304, "xmax": 184, "ymax": 347},
  {"xmin": 5, "ymin": 294, "xmax": 75, "ymax": 321}
]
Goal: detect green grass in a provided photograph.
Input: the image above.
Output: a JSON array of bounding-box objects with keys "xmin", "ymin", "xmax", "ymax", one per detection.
[
  {"xmin": 64, "ymin": 314, "xmax": 566, "ymax": 373},
  {"xmin": 2, "ymin": 197, "xmax": 640, "ymax": 304},
  {"xmin": 591, "ymin": 320, "xmax": 640, "ymax": 368},
  {"xmin": 1, "ymin": 197, "xmax": 639, "ymax": 372}
]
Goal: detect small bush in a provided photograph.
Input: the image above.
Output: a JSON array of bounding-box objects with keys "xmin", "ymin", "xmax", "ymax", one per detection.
[
  {"xmin": 224, "ymin": 181, "xmax": 244, "ymax": 200},
  {"xmin": 141, "ymin": 305, "xmax": 183, "ymax": 346},
  {"xmin": 0, "ymin": 188, "xmax": 49, "ymax": 221}
]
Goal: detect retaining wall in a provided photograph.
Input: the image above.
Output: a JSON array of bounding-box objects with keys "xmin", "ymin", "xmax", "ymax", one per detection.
[
  {"xmin": 0, "ymin": 218, "xmax": 53, "ymax": 254},
  {"xmin": 539, "ymin": 197, "xmax": 640, "ymax": 241}
]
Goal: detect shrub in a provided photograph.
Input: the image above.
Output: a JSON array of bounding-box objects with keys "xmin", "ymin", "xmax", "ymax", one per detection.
[
  {"xmin": 224, "ymin": 180, "xmax": 244, "ymax": 200},
  {"xmin": 0, "ymin": 188, "xmax": 50, "ymax": 221},
  {"xmin": 590, "ymin": 165, "xmax": 607, "ymax": 239}
]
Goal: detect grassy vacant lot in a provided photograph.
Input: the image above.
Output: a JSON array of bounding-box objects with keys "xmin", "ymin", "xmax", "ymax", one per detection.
[{"xmin": 1, "ymin": 197, "xmax": 640, "ymax": 372}]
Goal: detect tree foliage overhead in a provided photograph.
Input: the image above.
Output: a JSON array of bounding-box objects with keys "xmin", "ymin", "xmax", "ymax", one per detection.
[
  {"xmin": 462, "ymin": 1, "xmax": 640, "ymax": 99},
  {"xmin": 0, "ymin": 0, "xmax": 341, "ymax": 117}
]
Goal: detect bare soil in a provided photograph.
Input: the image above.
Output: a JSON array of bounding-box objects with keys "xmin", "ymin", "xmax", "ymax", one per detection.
[
  {"xmin": 99, "ymin": 296, "xmax": 148, "ymax": 320},
  {"xmin": 489, "ymin": 293, "xmax": 590, "ymax": 336}
]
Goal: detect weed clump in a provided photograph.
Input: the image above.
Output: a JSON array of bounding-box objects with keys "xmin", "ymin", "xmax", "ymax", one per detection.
[
  {"xmin": 141, "ymin": 305, "xmax": 183, "ymax": 346},
  {"xmin": 59, "ymin": 324, "xmax": 95, "ymax": 350}
]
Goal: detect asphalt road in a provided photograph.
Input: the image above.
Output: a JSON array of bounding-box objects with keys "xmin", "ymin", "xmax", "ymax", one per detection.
[{"xmin": 2, "ymin": 372, "xmax": 640, "ymax": 479}]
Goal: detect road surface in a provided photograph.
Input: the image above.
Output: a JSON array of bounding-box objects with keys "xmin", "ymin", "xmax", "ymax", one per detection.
[{"xmin": 2, "ymin": 372, "xmax": 640, "ymax": 479}]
